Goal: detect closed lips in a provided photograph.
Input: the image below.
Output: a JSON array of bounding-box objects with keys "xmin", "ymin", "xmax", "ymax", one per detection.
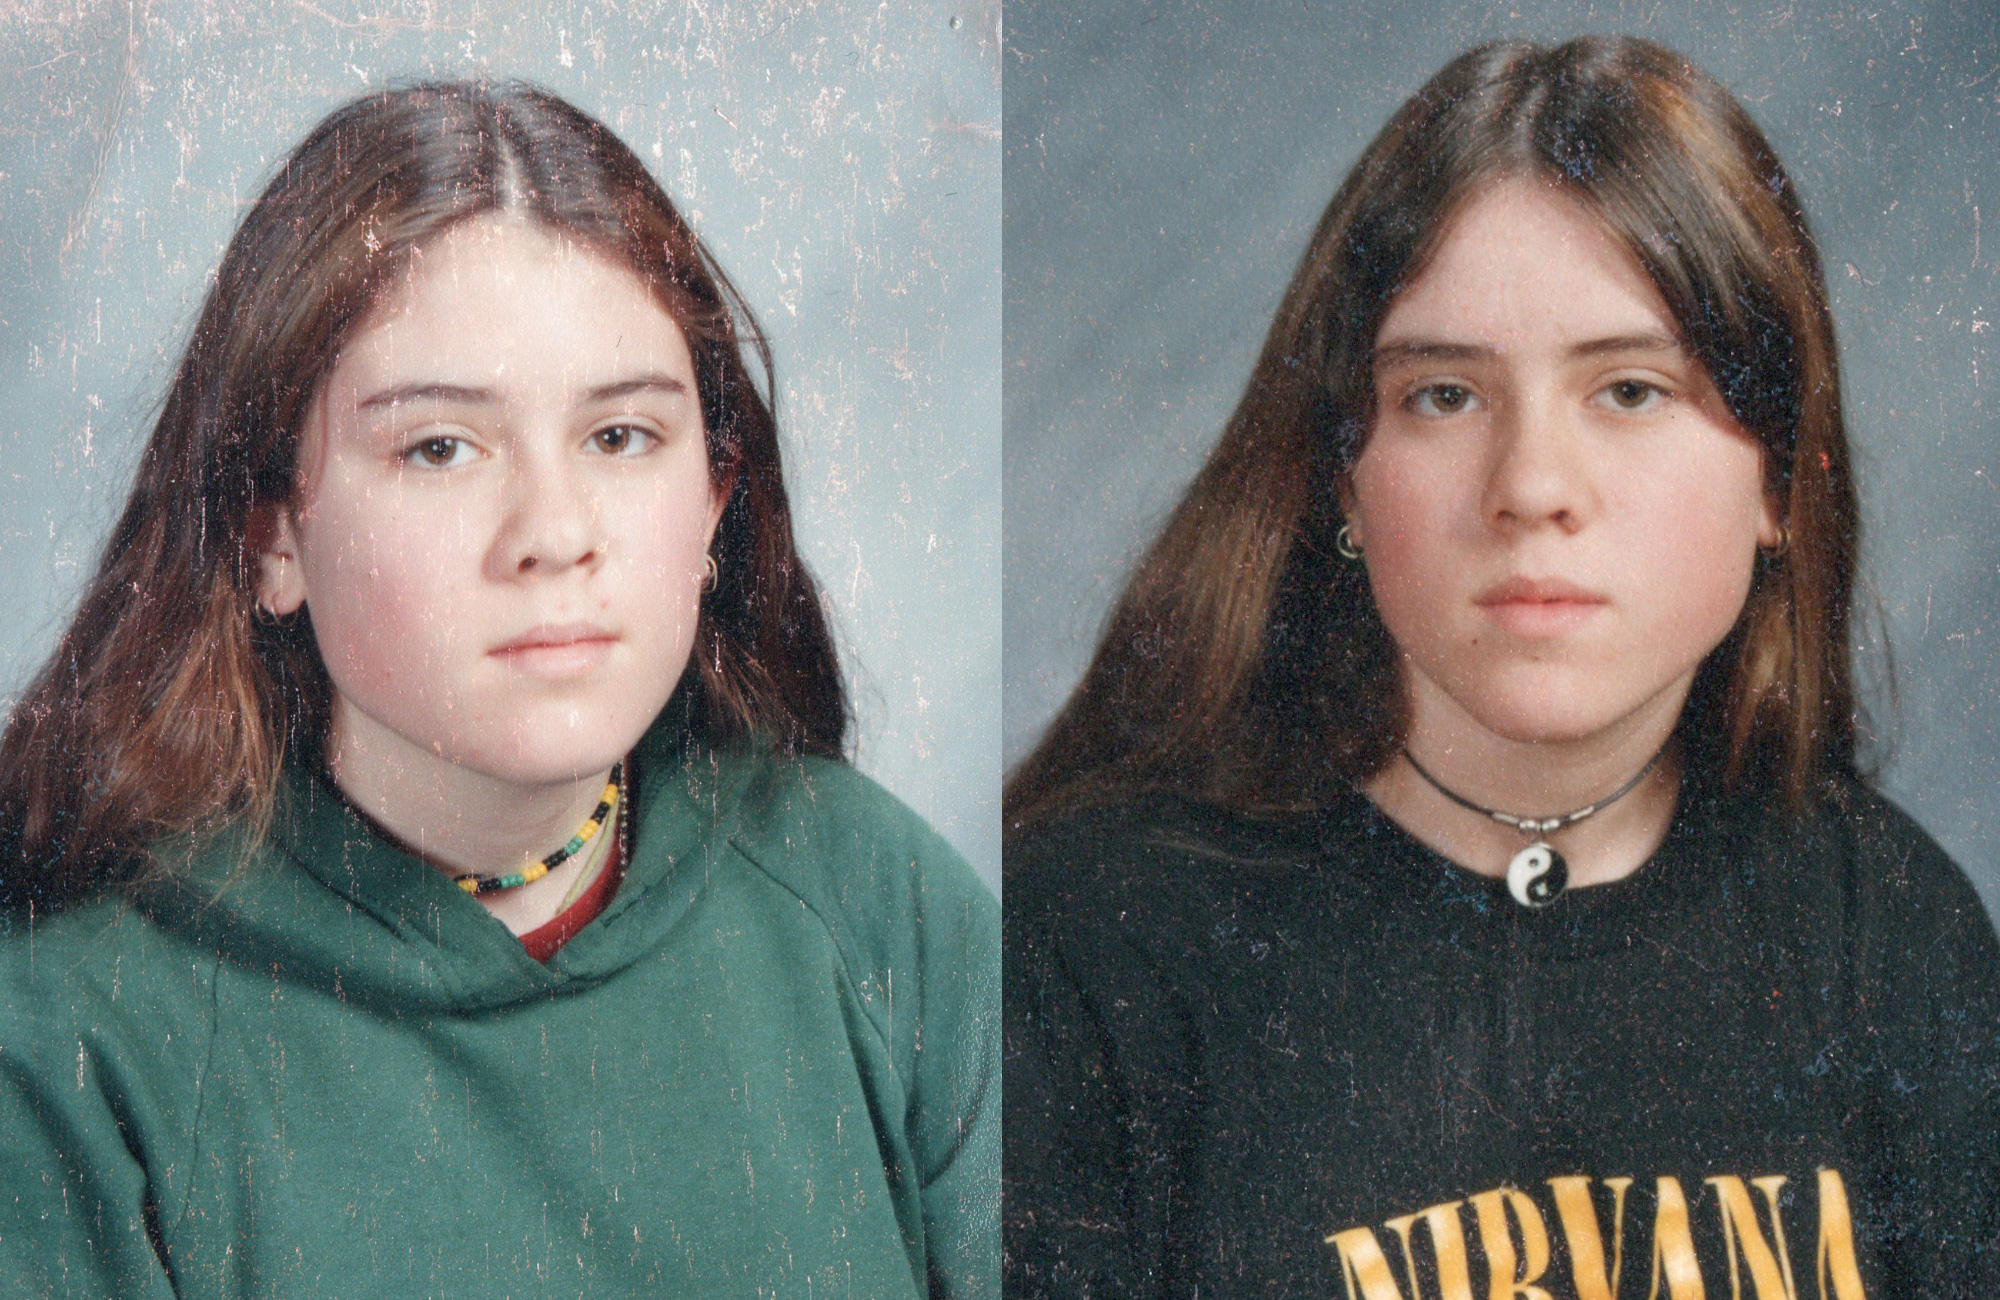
[
  {"xmin": 1473, "ymin": 578, "xmax": 1607, "ymax": 607},
  {"xmin": 491, "ymin": 624, "xmax": 618, "ymax": 654},
  {"xmin": 1472, "ymin": 578, "xmax": 1608, "ymax": 636}
]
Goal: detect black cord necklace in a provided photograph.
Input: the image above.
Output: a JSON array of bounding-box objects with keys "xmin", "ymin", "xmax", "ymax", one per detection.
[{"xmin": 1401, "ymin": 743, "xmax": 1671, "ymax": 909}]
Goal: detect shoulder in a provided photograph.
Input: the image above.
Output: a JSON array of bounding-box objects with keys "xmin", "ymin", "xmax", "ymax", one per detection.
[
  {"xmin": 723, "ymin": 746, "xmax": 989, "ymax": 910},
  {"xmin": 1805, "ymin": 777, "xmax": 1999, "ymax": 971},
  {"xmin": 709, "ymin": 743, "xmax": 996, "ymax": 978},
  {"xmin": 1005, "ymin": 791, "xmax": 1328, "ymax": 969},
  {"xmin": 1759, "ymin": 776, "xmax": 1995, "ymax": 936},
  {"xmin": 0, "ymin": 890, "xmax": 196, "ymax": 1003},
  {"xmin": 706, "ymin": 745, "xmax": 998, "ymax": 1122},
  {"xmin": 1011, "ymin": 788, "xmax": 1325, "ymax": 891},
  {"xmin": 0, "ymin": 890, "xmax": 219, "ymax": 1095},
  {"xmin": 1829, "ymin": 779, "xmax": 1981, "ymax": 898},
  {"xmin": 1718, "ymin": 775, "xmax": 2000, "ymax": 1034}
]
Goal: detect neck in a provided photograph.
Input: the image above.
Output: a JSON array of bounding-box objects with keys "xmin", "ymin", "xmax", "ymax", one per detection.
[
  {"xmin": 1363, "ymin": 684, "xmax": 1686, "ymax": 891},
  {"xmin": 324, "ymin": 698, "xmax": 619, "ymax": 933}
]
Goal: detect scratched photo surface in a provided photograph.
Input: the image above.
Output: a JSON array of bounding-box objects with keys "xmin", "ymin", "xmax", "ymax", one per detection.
[
  {"xmin": 0, "ymin": 0, "xmax": 1001, "ymax": 890},
  {"xmin": 1004, "ymin": 0, "xmax": 2000, "ymax": 915}
]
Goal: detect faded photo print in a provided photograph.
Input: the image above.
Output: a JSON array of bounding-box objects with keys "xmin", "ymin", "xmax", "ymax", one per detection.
[
  {"xmin": 0, "ymin": 3, "xmax": 999, "ymax": 1296},
  {"xmin": 1005, "ymin": 2, "xmax": 2000, "ymax": 1296}
]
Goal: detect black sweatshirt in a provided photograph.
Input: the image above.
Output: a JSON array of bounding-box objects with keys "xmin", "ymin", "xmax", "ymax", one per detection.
[{"xmin": 1004, "ymin": 771, "xmax": 2000, "ymax": 1298}]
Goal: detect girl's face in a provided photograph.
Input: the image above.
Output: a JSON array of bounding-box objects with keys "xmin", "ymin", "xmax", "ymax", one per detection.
[
  {"xmin": 1346, "ymin": 178, "xmax": 1781, "ymax": 751},
  {"xmin": 260, "ymin": 216, "xmax": 726, "ymax": 790}
]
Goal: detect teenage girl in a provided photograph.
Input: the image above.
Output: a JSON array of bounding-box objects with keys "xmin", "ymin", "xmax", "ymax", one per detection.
[
  {"xmin": 0, "ymin": 82, "xmax": 996, "ymax": 1298},
  {"xmin": 1005, "ymin": 37, "xmax": 2000, "ymax": 1299}
]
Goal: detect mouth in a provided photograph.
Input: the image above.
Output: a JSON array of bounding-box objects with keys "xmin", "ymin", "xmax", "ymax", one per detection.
[
  {"xmin": 1473, "ymin": 577, "xmax": 1608, "ymax": 635},
  {"xmin": 489, "ymin": 623, "xmax": 619, "ymax": 679}
]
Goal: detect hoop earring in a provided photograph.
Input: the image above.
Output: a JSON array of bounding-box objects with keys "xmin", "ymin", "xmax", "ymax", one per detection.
[
  {"xmin": 1765, "ymin": 524, "xmax": 1791, "ymax": 560},
  {"xmin": 254, "ymin": 600, "xmax": 302, "ymax": 629},
  {"xmin": 1335, "ymin": 523, "xmax": 1363, "ymax": 561},
  {"xmin": 701, "ymin": 553, "xmax": 720, "ymax": 592}
]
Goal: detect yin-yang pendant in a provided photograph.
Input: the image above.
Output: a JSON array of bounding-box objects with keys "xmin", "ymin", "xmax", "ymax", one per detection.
[{"xmin": 1506, "ymin": 840, "xmax": 1568, "ymax": 909}]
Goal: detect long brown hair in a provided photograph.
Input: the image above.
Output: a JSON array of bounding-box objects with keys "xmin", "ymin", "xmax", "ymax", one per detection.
[
  {"xmin": 1007, "ymin": 36, "xmax": 1859, "ymax": 834},
  {"xmin": 0, "ymin": 81, "xmax": 848, "ymax": 910}
]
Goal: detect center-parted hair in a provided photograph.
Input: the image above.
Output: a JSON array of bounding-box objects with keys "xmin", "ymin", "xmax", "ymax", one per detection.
[
  {"xmin": 0, "ymin": 81, "xmax": 849, "ymax": 909},
  {"xmin": 1007, "ymin": 36, "xmax": 1859, "ymax": 834}
]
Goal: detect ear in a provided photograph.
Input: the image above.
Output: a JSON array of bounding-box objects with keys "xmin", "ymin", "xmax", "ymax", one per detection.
[
  {"xmin": 249, "ymin": 504, "xmax": 309, "ymax": 617},
  {"xmin": 1756, "ymin": 490, "xmax": 1785, "ymax": 553},
  {"xmin": 1335, "ymin": 474, "xmax": 1363, "ymax": 548}
]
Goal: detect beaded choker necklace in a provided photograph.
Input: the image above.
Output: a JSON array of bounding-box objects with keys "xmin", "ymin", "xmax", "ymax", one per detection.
[
  {"xmin": 1401, "ymin": 744, "xmax": 1669, "ymax": 910},
  {"xmin": 454, "ymin": 762, "xmax": 624, "ymax": 897}
]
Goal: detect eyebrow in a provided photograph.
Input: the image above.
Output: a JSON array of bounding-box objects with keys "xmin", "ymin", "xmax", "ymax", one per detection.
[
  {"xmin": 1371, "ymin": 332, "xmax": 1684, "ymax": 368},
  {"xmin": 354, "ymin": 374, "xmax": 692, "ymax": 412}
]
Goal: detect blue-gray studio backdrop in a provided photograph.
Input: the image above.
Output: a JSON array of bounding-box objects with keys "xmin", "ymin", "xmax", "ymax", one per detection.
[
  {"xmin": 0, "ymin": 0, "xmax": 1001, "ymax": 893},
  {"xmin": 1004, "ymin": 0, "xmax": 2000, "ymax": 916}
]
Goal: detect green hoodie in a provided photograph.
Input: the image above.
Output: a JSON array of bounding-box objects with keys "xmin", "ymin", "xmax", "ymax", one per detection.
[{"xmin": 0, "ymin": 732, "xmax": 998, "ymax": 1299}]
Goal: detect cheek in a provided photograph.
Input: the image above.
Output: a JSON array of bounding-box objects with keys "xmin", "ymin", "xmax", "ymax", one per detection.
[
  {"xmin": 606, "ymin": 473, "xmax": 722, "ymax": 649},
  {"xmin": 1642, "ymin": 497, "xmax": 1761, "ymax": 641},
  {"xmin": 1348, "ymin": 451, "xmax": 1463, "ymax": 652},
  {"xmin": 296, "ymin": 493, "xmax": 486, "ymax": 687},
  {"xmin": 1624, "ymin": 440, "xmax": 1768, "ymax": 643},
  {"xmin": 635, "ymin": 477, "xmax": 718, "ymax": 569}
]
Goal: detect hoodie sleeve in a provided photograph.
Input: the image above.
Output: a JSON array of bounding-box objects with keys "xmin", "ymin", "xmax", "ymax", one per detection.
[
  {"xmin": 729, "ymin": 754, "xmax": 1001, "ymax": 1300},
  {"xmin": 0, "ymin": 1039, "xmax": 178, "ymax": 1298},
  {"xmin": 0, "ymin": 908, "xmax": 207, "ymax": 1299},
  {"xmin": 910, "ymin": 840, "xmax": 1001, "ymax": 1300}
]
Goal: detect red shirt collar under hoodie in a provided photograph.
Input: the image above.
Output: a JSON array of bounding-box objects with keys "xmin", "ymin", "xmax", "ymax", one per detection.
[{"xmin": 519, "ymin": 835, "xmax": 624, "ymax": 962}]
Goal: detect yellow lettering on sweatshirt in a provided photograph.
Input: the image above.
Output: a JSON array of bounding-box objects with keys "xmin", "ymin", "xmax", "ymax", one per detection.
[
  {"xmin": 1705, "ymin": 1176, "xmax": 1798, "ymax": 1300},
  {"xmin": 1384, "ymin": 1211, "xmax": 1427, "ymax": 1300},
  {"xmin": 1548, "ymin": 1175, "xmax": 1633, "ymax": 1300},
  {"xmin": 1420, "ymin": 1199, "xmax": 1479, "ymax": 1300},
  {"xmin": 1814, "ymin": 1169, "xmax": 1866, "ymax": 1300},
  {"xmin": 1327, "ymin": 1226, "xmax": 1408, "ymax": 1300},
  {"xmin": 1647, "ymin": 1177, "xmax": 1706, "ymax": 1300},
  {"xmin": 1332, "ymin": 1199, "xmax": 1479, "ymax": 1300},
  {"xmin": 1324, "ymin": 1168, "xmax": 1867, "ymax": 1300},
  {"xmin": 1470, "ymin": 1187, "xmax": 1555, "ymax": 1300}
]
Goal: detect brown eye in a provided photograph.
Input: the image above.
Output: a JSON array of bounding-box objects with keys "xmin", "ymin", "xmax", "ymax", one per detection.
[
  {"xmin": 591, "ymin": 424, "xmax": 655, "ymax": 455},
  {"xmin": 1409, "ymin": 383, "xmax": 1476, "ymax": 416},
  {"xmin": 1606, "ymin": 380, "xmax": 1660, "ymax": 410},
  {"xmin": 406, "ymin": 436, "xmax": 472, "ymax": 468}
]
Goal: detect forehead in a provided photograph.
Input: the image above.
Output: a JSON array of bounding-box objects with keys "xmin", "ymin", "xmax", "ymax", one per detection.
[
  {"xmin": 1377, "ymin": 178, "xmax": 1678, "ymax": 355},
  {"xmin": 326, "ymin": 215, "xmax": 691, "ymax": 399}
]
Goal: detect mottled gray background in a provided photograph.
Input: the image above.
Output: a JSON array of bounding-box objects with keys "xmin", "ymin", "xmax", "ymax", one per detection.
[
  {"xmin": 1005, "ymin": 0, "xmax": 2000, "ymax": 915},
  {"xmin": 0, "ymin": 0, "xmax": 1001, "ymax": 892}
]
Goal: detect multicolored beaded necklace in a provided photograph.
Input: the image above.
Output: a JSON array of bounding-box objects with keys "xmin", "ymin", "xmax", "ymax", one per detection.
[{"xmin": 453, "ymin": 762, "xmax": 624, "ymax": 897}]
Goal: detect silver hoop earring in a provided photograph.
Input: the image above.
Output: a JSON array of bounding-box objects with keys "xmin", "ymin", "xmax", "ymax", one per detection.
[
  {"xmin": 253, "ymin": 600, "xmax": 302, "ymax": 629},
  {"xmin": 702, "ymin": 553, "xmax": 720, "ymax": 591},
  {"xmin": 1335, "ymin": 523, "xmax": 1363, "ymax": 561}
]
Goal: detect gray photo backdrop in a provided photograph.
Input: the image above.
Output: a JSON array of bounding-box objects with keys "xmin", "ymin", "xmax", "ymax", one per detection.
[
  {"xmin": 1005, "ymin": 0, "xmax": 2000, "ymax": 914},
  {"xmin": 1, "ymin": 0, "xmax": 1001, "ymax": 892}
]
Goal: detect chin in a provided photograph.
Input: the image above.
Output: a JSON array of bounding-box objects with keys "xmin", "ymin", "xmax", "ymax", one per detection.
[
  {"xmin": 447, "ymin": 707, "xmax": 666, "ymax": 788},
  {"xmin": 1469, "ymin": 713, "xmax": 1622, "ymax": 748},
  {"xmin": 431, "ymin": 744, "xmax": 623, "ymax": 792},
  {"xmin": 1447, "ymin": 670, "xmax": 1657, "ymax": 749}
]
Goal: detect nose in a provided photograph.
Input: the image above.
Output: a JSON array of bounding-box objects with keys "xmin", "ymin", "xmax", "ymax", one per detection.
[
  {"xmin": 489, "ymin": 454, "xmax": 604, "ymax": 579},
  {"xmin": 1479, "ymin": 390, "xmax": 1595, "ymax": 535}
]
